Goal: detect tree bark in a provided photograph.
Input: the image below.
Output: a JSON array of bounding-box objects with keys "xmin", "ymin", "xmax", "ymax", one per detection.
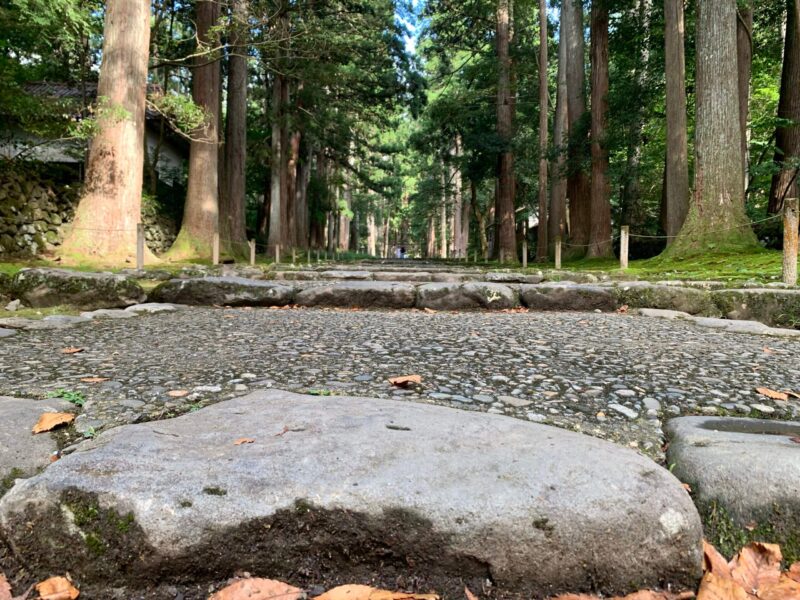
[
  {"xmin": 737, "ymin": 5, "xmax": 753, "ymax": 195},
  {"xmin": 470, "ymin": 179, "xmax": 489, "ymax": 258},
  {"xmin": 667, "ymin": 0, "xmax": 757, "ymax": 256},
  {"xmin": 440, "ymin": 168, "xmax": 448, "ymax": 258},
  {"xmin": 167, "ymin": 0, "xmax": 221, "ymax": 260},
  {"xmin": 588, "ymin": 0, "xmax": 612, "ymax": 258},
  {"xmin": 768, "ymin": 0, "xmax": 800, "ymax": 214},
  {"xmin": 536, "ymin": 0, "xmax": 549, "ymax": 262},
  {"xmin": 267, "ymin": 74, "xmax": 283, "ymax": 253},
  {"xmin": 221, "ymin": 0, "xmax": 248, "ymax": 256},
  {"xmin": 663, "ymin": 0, "xmax": 689, "ymax": 242},
  {"xmin": 61, "ymin": 0, "xmax": 153, "ymax": 264},
  {"xmin": 496, "ymin": 0, "xmax": 517, "ymax": 262},
  {"xmin": 564, "ymin": 0, "xmax": 591, "ymax": 254},
  {"xmin": 451, "ymin": 136, "xmax": 464, "ymax": 257},
  {"xmin": 549, "ymin": 3, "xmax": 568, "ymax": 257}
]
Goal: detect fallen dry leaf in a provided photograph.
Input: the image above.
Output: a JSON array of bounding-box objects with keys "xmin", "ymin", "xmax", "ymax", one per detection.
[
  {"xmin": 60, "ymin": 347, "xmax": 84, "ymax": 355},
  {"xmin": 167, "ymin": 390, "xmax": 189, "ymax": 398},
  {"xmin": 756, "ymin": 574, "xmax": 800, "ymax": 600},
  {"xmin": 0, "ymin": 573, "xmax": 11, "ymax": 600},
  {"xmin": 703, "ymin": 540, "xmax": 732, "ymax": 578},
  {"xmin": 549, "ymin": 595, "xmax": 600, "ymax": 600},
  {"xmin": 696, "ymin": 572, "xmax": 751, "ymax": 600},
  {"xmin": 789, "ymin": 437, "xmax": 800, "ymax": 444},
  {"xmin": 788, "ymin": 563, "xmax": 800, "ymax": 583},
  {"xmin": 763, "ymin": 347, "xmax": 774, "ymax": 354},
  {"xmin": 79, "ymin": 377, "xmax": 109, "ymax": 383},
  {"xmin": 233, "ymin": 438, "xmax": 255, "ymax": 445},
  {"xmin": 388, "ymin": 375, "xmax": 422, "ymax": 387},
  {"xmin": 755, "ymin": 388, "xmax": 789, "ymax": 401},
  {"xmin": 315, "ymin": 586, "xmax": 438, "ymax": 600},
  {"xmin": 613, "ymin": 592, "xmax": 695, "ymax": 600},
  {"xmin": 682, "ymin": 483, "xmax": 693, "ymax": 494},
  {"xmin": 728, "ymin": 542, "xmax": 782, "ymax": 595},
  {"xmin": 423, "ymin": 308, "xmax": 437, "ymax": 314},
  {"xmin": 464, "ymin": 587, "xmax": 479, "ymax": 600},
  {"xmin": 32, "ymin": 413, "xmax": 75, "ymax": 434},
  {"xmin": 617, "ymin": 304, "xmax": 629, "ymax": 314},
  {"xmin": 209, "ymin": 578, "xmax": 303, "ymax": 600},
  {"xmin": 35, "ymin": 576, "xmax": 79, "ymax": 600},
  {"xmin": 787, "ymin": 391, "xmax": 800, "ymax": 399}
]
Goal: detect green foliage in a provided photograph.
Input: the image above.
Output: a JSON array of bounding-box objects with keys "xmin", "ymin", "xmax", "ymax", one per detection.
[
  {"xmin": 48, "ymin": 388, "xmax": 86, "ymax": 407},
  {"xmin": 149, "ymin": 93, "xmax": 207, "ymax": 135}
]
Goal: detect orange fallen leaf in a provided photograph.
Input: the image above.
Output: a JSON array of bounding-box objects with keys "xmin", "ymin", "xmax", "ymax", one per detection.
[
  {"xmin": 315, "ymin": 586, "xmax": 438, "ymax": 600},
  {"xmin": 613, "ymin": 592, "xmax": 694, "ymax": 600},
  {"xmin": 728, "ymin": 543, "xmax": 782, "ymax": 595},
  {"xmin": 61, "ymin": 347, "xmax": 84, "ymax": 355},
  {"xmin": 788, "ymin": 563, "xmax": 800, "ymax": 584},
  {"xmin": 80, "ymin": 377, "xmax": 109, "ymax": 384},
  {"xmin": 789, "ymin": 437, "xmax": 800, "ymax": 444},
  {"xmin": 549, "ymin": 595, "xmax": 599, "ymax": 600},
  {"xmin": 167, "ymin": 390, "xmax": 189, "ymax": 398},
  {"xmin": 209, "ymin": 578, "xmax": 303, "ymax": 600},
  {"xmin": 464, "ymin": 587, "xmax": 479, "ymax": 600},
  {"xmin": 423, "ymin": 308, "xmax": 437, "ymax": 314},
  {"xmin": 696, "ymin": 572, "xmax": 751, "ymax": 600},
  {"xmin": 0, "ymin": 573, "xmax": 11, "ymax": 600},
  {"xmin": 755, "ymin": 388, "xmax": 789, "ymax": 401},
  {"xmin": 388, "ymin": 375, "xmax": 422, "ymax": 387},
  {"xmin": 233, "ymin": 438, "xmax": 255, "ymax": 445},
  {"xmin": 762, "ymin": 347, "xmax": 774, "ymax": 354},
  {"xmin": 786, "ymin": 391, "xmax": 800, "ymax": 399},
  {"xmin": 682, "ymin": 483, "xmax": 693, "ymax": 494},
  {"xmin": 756, "ymin": 574, "xmax": 800, "ymax": 600},
  {"xmin": 703, "ymin": 540, "xmax": 732, "ymax": 578},
  {"xmin": 32, "ymin": 413, "xmax": 75, "ymax": 434},
  {"xmin": 617, "ymin": 305, "xmax": 629, "ymax": 314},
  {"xmin": 35, "ymin": 576, "xmax": 79, "ymax": 600}
]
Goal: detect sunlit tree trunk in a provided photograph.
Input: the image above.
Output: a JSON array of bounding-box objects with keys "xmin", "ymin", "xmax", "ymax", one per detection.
[
  {"xmin": 663, "ymin": 0, "xmax": 689, "ymax": 242},
  {"xmin": 768, "ymin": 0, "xmax": 800, "ymax": 214},
  {"xmin": 168, "ymin": 0, "xmax": 221, "ymax": 260},
  {"xmin": 667, "ymin": 0, "xmax": 757, "ymax": 256},
  {"xmin": 440, "ymin": 168, "xmax": 448, "ymax": 258},
  {"xmin": 496, "ymin": 0, "xmax": 517, "ymax": 262},
  {"xmin": 61, "ymin": 0, "xmax": 153, "ymax": 264},
  {"xmin": 536, "ymin": 0, "xmax": 549, "ymax": 262},
  {"xmin": 549, "ymin": 4, "xmax": 568, "ymax": 257},
  {"xmin": 451, "ymin": 136, "xmax": 464, "ymax": 257},
  {"xmin": 737, "ymin": 4, "xmax": 753, "ymax": 195},
  {"xmin": 588, "ymin": 0, "xmax": 612, "ymax": 258}
]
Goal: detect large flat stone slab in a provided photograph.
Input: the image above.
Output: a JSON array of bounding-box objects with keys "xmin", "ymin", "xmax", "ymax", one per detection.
[
  {"xmin": 712, "ymin": 288, "xmax": 800, "ymax": 328},
  {"xmin": 295, "ymin": 281, "xmax": 416, "ymax": 308},
  {"xmin": 0, "ymin": 396, "xmax": 74, "ymax": 483},
  {"xmin": 613, "ymin": 282, "xmax": 719, "ymax": 316},
  {"xmin": 149, "ymin": 277, "xmax": 294, "ymax": 307},
  {"xmin": 519, "ymin": 283, "xmax": 617, "ymax": 312},
  {"xmin": 665, "ymin": 417, "xmax": 800, "ymax": 553},
  {"xmin": 416, "ymin": 282, "xmax": 518, "ymax": 310},
  {"xmin": 0, "ymin": 390, "xmax": 702, "ymax": 596},
  {"xmin": 11, "ymin": 268, "xmax": 145, "ymax": 310}
]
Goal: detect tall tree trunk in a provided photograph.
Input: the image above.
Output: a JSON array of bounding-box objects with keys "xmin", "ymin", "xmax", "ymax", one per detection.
[
  {"xmin": 61, "ymin": 0, "xmax": 153, "ymax": 264},
  {"xmin": 440, "ymin": 169, "xmax": 448, "ymax": 258},
  {"xmin": 496, "ymin": 0, "xmax": 517, "ymax": 262},
  {"xmin": 620, "ymin": 0, "xmax": 651, "ymax": 229},
  {"xmin": 168, "ymin": 0, "xmax": 221, "ymax": 260},
  {"xmin": 221, "ymin": 0, "xmax": 248, "ymax": 255},
  {"xmin": 280, "ymin": 80, "xmax": 291, "ymax": 248},
  {"xmin": 768, "ymin": 0, "xmax": 800, "ymax": 214},
  {"xmin": 267, "ymin": 74, "xmax": 283, "ymax": 253},
  {"xmin": 588, "ymin": 0, "xmax": 612, "ymax": 258},
  {"xmin": 287, "ymin": 129, "xmax": 302, "ymax": 247},
  {"xmin": 367, "ymin": 212, "xmax": 377, "ymax": 256},
  {"xmin": 471, "ymin": 180, "xmax": 489, "ymax": 258},
  {"xmin": 549, "ymin": 4, "xmax": 568, "ymax": 257},
  {"xmin": 296, "ymin": 146, "xmax": 311, "ymax": 248},
  {"xmin": 451, "ymin": 136, "xmax": 464, "ymax": 257},
  {"xmin": 737, "ymin": 4, "xmax": 753, "ymax": 195},
  {"xmin": 564, "ymin": 0, "xmax": 591, "ymax": 254},
  {"xmin": 663, "ymin": 0, "xmax": 690, "ymax": 242},
  {"xmin": 536, "ymin": 0, "xmax": 549, "ymax": 262},
  {"xmin": 667, "ymin": 0, "xmax": 757, "ymax": 256},
  {"xmin": 426, "ymin": 213, "xmax": 436, "ymax": 258}
]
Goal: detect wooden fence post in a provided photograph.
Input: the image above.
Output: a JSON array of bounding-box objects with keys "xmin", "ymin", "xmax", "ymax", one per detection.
[
  {"xmin": 620, "ymin": 225, "xmax": 630, "ymax": 270},
  {"xmin": 212, "ymin": 230, "xmax": 220, "ymax": 266},
  {"xmin": 784, "ymin": 198, "xmax": 799, "ymax": 286},
  {"xmin": 555, "ymin": 236, "xmax": 562, "ymax": 270},
  {"xmin": 522, "ymin": 240, "xmax": 528, "ymax": 269},
  {"xmin": 136, "ymin": 223, "xmax": 144, "ymax": 271},
  {"xmin": 249, "ymin": 240, "xmax": 256, "ymax": 266}
]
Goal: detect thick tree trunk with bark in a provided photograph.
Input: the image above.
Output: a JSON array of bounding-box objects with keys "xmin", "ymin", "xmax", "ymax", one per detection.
[
  {"xmin": 295, "ymin": 147, "xmax": 311, "ymax": 248},
  {"xmin": 667, "ymin": 0, "xmax": 757, "ymax": 256},
  {"xmin": 451, "ymin": 138, "xmax": 463, "ymax": 257},
  {"xmin": 549, "ymin": 5, "xmax": 568, "ymax": 257},
  {"xmin": 288, "ymin": 129, "xmax": 302, "ymax": 247},
  {"xmin": 536, "ymin": 0, "xmax": 549, "ymax": 262},
  {"xmin": 768, "ymin": 0, "xmax": 800, "ymax": 214},
  {"xmin": 564, "ymin": 0, "xmax": 591, "ymax": 254},
  {"xmin": 588, "ymin": 0, "xmax": 612, "ymax": 258},
  {"xmin": 168, "ymin": 0, "xmax": 221, "ymax": 260},
  {"xmin": 61, "ymin": 0, "xmax": 153, "ymax": 264},
  {"xmin": 495, "ymin": 0, "xmax": 517, "ymax": 262},
  {"xmin": 221, "ymin": 0, "xmax": 248, "ymax": 256},
  {"xmin": 471, "ymin": 180, "xmax": 489, "ymax": 258},
  {"xmin": 663, "ymin": 0, "xmax": 689, "ymax": 242},
  {"xmin": 280, "ymin": 80, "xmax": 291, "ymax": 248},
  {"xmin": 440, "ymin": 169, "xmax": 448, "ymax": 258},
  {"xmin": 737, "ymin": 5, "xmax": 753, "ymax": 194},
  {"xmin": 267, "ymin": 74, "xmax": 283, "ymax": 253}
]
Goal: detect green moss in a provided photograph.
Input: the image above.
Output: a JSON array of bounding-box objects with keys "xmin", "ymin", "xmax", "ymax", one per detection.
[
  {"xmin": 1, "ymin": 467, "xmax": 24, "ymax": 497},
  {"xmin": 701, "ymin": 500, "xmax": 800, "ymax": 564},
  {"xmin": 64, "ymin": 495, "xmax": 138, "ymax": 558},
  {"xmin": 202, "ymin": 486, "xmax": 227, "ymax": 496},
  {"xmin": 85, "ymin": 532, "xmax": 105, "ymax": 556}
]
